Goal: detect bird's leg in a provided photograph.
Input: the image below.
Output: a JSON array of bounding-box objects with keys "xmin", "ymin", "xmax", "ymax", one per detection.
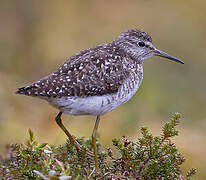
[
  {"xmin": 92, "ymin": 115, "xmax": 101, "ymax": 172},
  {"xmin": 55, "ymin": 112, "xmax": 81, "ymax": 151},
  {"xmin": 55, "ymin": 112, "xmax": 94, "ymax": 156}
]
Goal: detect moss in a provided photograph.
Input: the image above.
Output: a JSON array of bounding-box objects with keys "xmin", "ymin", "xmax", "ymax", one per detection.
[{"xmin": 0, "ymin": 113, "xmax": 196, "ymax": 179}]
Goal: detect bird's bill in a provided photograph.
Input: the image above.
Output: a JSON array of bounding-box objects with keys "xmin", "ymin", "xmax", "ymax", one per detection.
[{"xmin": 154, "ymin": 49, "xmax": 184, "ymax": 64}]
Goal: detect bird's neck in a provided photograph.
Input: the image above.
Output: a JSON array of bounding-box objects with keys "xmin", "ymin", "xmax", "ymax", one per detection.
[{"xmin": 112, "ymin": 40, "xmax": 143, "ymax": 63}]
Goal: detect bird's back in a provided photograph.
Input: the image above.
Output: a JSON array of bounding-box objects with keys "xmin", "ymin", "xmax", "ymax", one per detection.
[{"xmin": 16, "ymin": 41, "xmax": 143, "ymax": 115}]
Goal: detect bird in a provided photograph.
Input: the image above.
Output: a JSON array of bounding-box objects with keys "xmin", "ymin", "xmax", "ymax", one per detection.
[{"xmin": 16, "ymin": 29, "xmax": 184, "ymax": 171}]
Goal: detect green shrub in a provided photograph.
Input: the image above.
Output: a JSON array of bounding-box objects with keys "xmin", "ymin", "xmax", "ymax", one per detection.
[{"xmin": 0, "ymin": 113, "xmax": 196, "ymax": 179}]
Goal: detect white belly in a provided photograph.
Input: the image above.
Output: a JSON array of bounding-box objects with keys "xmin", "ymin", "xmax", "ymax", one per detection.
[
  {"xmin": 47, "ymin": 78, "xmax": 142, "ymax": 116},
  {"xmin": 48, "ymin": 95, "xmax": 117, "ymax": 115}
]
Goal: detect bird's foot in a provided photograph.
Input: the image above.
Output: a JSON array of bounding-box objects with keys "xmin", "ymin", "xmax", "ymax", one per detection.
[{"xmin": 67, "ymin": 138, "xmax": 94, "ymax": 157}]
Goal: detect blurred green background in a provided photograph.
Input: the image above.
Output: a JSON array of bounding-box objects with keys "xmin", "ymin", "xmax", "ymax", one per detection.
[{"xmin": 0, "ymin": 0, "xmax": 206, "ymax": 179}]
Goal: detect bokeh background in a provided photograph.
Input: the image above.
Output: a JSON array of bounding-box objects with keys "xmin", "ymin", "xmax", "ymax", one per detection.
[{"xmin": 0, "ymin": 0, "xmax": 206, "ymax": 179}]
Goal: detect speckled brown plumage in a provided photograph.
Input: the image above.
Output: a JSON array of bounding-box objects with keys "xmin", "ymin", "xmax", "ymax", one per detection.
[{"xmin": 16, "ymin": 29, "xmax": 151, "ymax": 98}]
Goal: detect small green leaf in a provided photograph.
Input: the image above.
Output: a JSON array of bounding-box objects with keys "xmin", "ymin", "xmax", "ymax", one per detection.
[
  {"xmin": 28, "ymin": 128, "xmax": 34, "ymax": 142},
  {"xmin": 38, "ymin": 143, "xmax": 47, "ymax": 149}
]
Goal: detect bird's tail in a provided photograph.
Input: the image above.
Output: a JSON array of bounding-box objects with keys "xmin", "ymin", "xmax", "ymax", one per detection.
[{"xmin": 15, "ymin": 85, "xmax": 37, "ymax": 96}]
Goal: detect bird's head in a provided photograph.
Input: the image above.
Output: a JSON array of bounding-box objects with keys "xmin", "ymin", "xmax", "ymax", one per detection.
[{"xmin": 115, "ymin": 29, "xmax": 184, "ymax": 64}]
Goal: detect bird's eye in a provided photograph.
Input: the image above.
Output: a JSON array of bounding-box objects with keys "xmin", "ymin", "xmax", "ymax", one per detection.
[{"xmin": 138, "ymin": 41, "xmax": 145, "ymax": 47}]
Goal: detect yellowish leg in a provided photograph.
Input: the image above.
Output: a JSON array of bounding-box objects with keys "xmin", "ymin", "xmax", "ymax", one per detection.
[
  {"xmin": 92, "ymin": 115, "xmax": 101, "ymax": 172},
  {"xmin": 55, "ymin": 112, "xmax": 81, "ymax": 151},
  {"xmin": 55, "ymin": 112, "xmax": 93, "ymax": 156}
]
